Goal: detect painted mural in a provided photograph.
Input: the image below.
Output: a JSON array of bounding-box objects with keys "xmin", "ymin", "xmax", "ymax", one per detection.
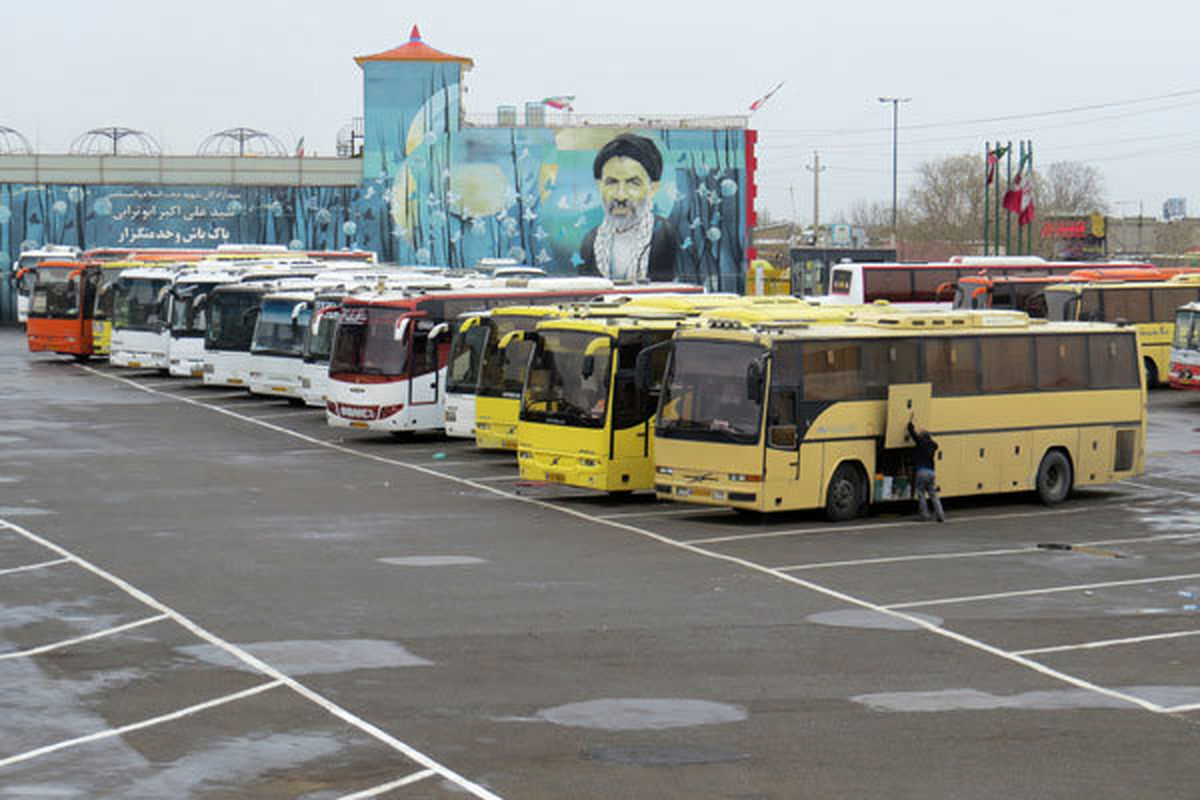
[{"xmin": 377, "ymin": 125, "xmax": 749, "ymax": 291}]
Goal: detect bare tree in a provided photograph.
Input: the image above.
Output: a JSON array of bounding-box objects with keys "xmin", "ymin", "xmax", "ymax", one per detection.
[
  {"xmin": 1038, "ymin": 161, "xmax": 1107, "ymax": 217},
  {"xmin": 903, "ymin": 154, "xmax": 985, "ymax": 244},
  {"xmin": 846, "ymin": 199, "xmax": 892, "ymax": 244}
]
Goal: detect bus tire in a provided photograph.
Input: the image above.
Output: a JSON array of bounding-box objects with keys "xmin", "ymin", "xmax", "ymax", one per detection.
[
  {"xmin": 1035, "ymin": 450, "xmax": 1073, "ymax": 506},
  {"xmin": 1143, "ymin": 357, "xmax": 1158, "ymax": 389},
  {"xmin": 825, "ymin": 462, "xmax": 866, "ymax": 522}
]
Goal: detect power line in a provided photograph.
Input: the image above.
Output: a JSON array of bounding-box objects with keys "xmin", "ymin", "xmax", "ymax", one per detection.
[{"xmin": 759, "ymin": 89, "xmax": 1200, "ymax": 138}]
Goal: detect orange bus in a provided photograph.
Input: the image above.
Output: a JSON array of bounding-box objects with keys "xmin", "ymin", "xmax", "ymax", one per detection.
[{"xmin": 24, "ymin": 260, "xmax": 100, "ymax": 359}]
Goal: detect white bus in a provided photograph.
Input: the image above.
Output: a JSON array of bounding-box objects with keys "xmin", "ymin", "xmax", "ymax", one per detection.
[{"xmin": 108, "ymin": 266, "xmax": 182, "ymax": 369}]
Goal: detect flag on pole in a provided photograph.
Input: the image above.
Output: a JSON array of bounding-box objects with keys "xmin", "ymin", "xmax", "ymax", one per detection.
[
  {"xmin": 749, "ymin": 81, "xmax": 785, "ymax": 113},
  {"xmin": 1018, "ymin": 172, "xmax": 1035, "ymax": 226},
  {"xmin": 1002, "ymin": 151, "xmax": 1031, "ymax": 213},
  {"xmin": 294, "ymin": 136, "xmax": 305, "ymax": 158},
  {"xmin": 541, "ymin": 95, "xmax": 575, "ymax": 111},
  {"xmin": 985, "ymin": 144, "xmax": 1009, "ymax": 185}
]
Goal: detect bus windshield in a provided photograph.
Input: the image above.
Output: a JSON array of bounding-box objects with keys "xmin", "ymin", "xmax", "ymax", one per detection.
[
  {"xmin": 303, "ymin": 304, "xmax": 341, "ymax": 363},
  {"xmin": 206, "ymin": 291, "xmax": 264, "ymax": 351},
  {"xmin": 445, "ymin": 320, "xmax": 487, "ymax": 394},
  {"xmin": 113, "ymin": 276, "xmax": 171, "ymax": 331},
  {"xmin": 29, "ymin": 266, "xmax": 84, "ymax": 319},
  {"xmin": 658, "ymin": 340, "xmax": 765, "ymax": 444},
  {"xmin": 170, "ymin": 282, "xmax": 216, "ymax": 337},
  {"xmin": 1175, "ymin": 309, "xmax": 1197, "ymax": 349},
  {"xmin": 478, "ymin": 317, "xmax": 538, "ymax": 399},
  {"xmin": 522, "ymin": 330, "xmax": 612, "ymax": 428},
  {"xmin": 251, "ymin": 299, "xmax": 310, "ymax": 357},
  {"xmin": 329, "ymin": 306, "xmax": 410, "ymax": 376}
]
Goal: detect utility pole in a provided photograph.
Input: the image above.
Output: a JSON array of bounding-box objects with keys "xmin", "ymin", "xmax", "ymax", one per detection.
[
  {"xmin": 806, "ymin": 151, "xmax": 826, "ymax": 228},
  {"xmin": 878, "ymin": 96, "xmax": 911, "ymax": 244}
]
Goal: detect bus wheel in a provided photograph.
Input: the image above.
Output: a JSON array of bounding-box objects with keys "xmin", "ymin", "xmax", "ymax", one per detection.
[
  {"xmin": 825, "ymin": 463, "xmax": 865, "ymax": 522},
  {"xmin": 1035, "ymin": 450, "xmax": 1073, "ymax": 505},
  {"xmin": 1144, "ymin": 358, "xmax": 1158, "ymax": 389}
]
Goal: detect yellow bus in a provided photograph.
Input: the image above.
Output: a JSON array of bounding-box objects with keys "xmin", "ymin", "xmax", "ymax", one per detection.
[
  {"xmin": 1041, "ymin": 274, "xmax": 1200, "ymax": 388},
  {"xmin": 473, "ymin": 306, "xmax": 573, "ymax": 449},
  {"xmin": 515, "ymin": 302, "xmax": 874, "ymax": 494},
  {"xmin": 652, "ymin": 310, "xmax": 1145, "ymax": 519},
  {"xmin": 478, "ymin": 295, "xmax": 797, "ymax": 452}
]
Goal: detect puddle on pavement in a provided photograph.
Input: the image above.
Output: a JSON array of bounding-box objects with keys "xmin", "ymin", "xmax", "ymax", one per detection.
[
  {"xmin": 178, "ymin": 639, "xmax": 433, "ymax": 674},
  {"xmin": 532, "ymin": 698, "xmax": 747, "ymax": 730},
  {"xmin": 852, "ymin": 685, "xmax": 1200, "ymax": 711},
  {"xmin": 807, "ymin": 609, "xmax": 943, "ymax": 630},
  {"xmin": 378, "ymin": 556, "xmax": 487, "ymax": 567}
]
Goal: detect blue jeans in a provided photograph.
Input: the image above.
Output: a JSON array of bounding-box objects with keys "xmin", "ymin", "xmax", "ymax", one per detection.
[{"xmin": 915, "ymin": 468, "xmax": 945, "ymax": 522}]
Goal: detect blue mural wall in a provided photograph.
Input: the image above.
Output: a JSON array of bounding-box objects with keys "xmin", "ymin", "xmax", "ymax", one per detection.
[
  {"xmin": 0, "ymin": 182, "xmax": 390, "ymax": 321},
  {"xmin": 376, "ymin": 126, "xmax": 749, "ymax": 291}
]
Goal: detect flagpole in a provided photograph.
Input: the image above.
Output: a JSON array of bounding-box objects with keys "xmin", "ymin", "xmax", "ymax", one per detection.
[
  {"xmin": 983, "ymin": 141, "xmax": 991, "ymax": 255},
  {"xmin": 1025, "ymin": 140, "xmax": 1034, "ymax": 254},
  {"xmin": 1006, "ymin": 142, "xmax": 1015, "ymax": 256}
]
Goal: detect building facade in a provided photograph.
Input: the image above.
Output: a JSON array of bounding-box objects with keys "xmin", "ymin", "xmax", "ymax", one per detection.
[{"xmin": 0, "ymin": 27, "xmax": 756, "ymax": 323}]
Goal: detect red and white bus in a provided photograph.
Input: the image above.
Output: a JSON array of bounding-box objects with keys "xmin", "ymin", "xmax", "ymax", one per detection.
[
  {"xmin": 325, "ymin": 279, "xmax": 701, "ymax": 435},
  {"xmin": 819, "ymin": 256, "xmax": 1157, "ymax": 307}
]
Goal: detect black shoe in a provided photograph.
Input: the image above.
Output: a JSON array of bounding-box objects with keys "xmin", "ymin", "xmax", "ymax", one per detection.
[{"xmin": 937, "ymin": 516, "xmax": 946, "ymax": 523}]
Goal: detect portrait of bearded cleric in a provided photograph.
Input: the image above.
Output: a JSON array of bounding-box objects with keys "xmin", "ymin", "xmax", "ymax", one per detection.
[{"xmin": 578, "ymin": 133, "xmax": 682, "ymax": 283}]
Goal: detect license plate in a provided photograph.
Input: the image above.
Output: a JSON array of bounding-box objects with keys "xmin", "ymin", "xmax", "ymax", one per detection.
[
  {"xmin": 545, "ymin": 471, "xmax": 565, "ymax": 483},
  {"xmin": 272, "ymin": 387, "xmax": 287, "ymax": 393},
  {"xmin": 128, "ymin": 361, "xmax": 142, "ymax": 368},
  {"xmin": 350, "ymin": 422, "xmax": 369, "ymax": 429},
  {"xmin": 227, "ymin": 378, "xmax": 243, "ymax": 385},
  {"xmin": 190, "ymin": 369, "xmax": 203, "ymax": 378}
]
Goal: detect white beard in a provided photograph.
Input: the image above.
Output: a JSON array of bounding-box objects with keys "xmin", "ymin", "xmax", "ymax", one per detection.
[{"xmin": 594, "ymin": 200, "xmax": 654, "ymax": 282}]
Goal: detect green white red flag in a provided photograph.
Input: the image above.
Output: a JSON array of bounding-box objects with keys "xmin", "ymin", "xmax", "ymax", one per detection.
[{"xmin": 1003, "ymin": 152, "xmax": 1031, "ymax": 213}]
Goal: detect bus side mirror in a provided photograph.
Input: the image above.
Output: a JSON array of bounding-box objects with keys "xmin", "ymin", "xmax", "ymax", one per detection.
[
  {"xmin": 394, "ymin": 317, "xmax": 410, "ymax": 342},
  {"xmin": 497, "ymin": 330, "xmax": 525, "ymax": 351},
  {"xmin": 581, "ymin": 337, "xmax": 609, "ymax": 379},
  {"xmin": 426, "ymin": 321, "xmax": 450, "ymax": 362},
  {"xmin": 634, "ymin": 340, "xmax": 673, "ymax": 393},
  {"xmin": 460, "ymin": 316, "xmax": 481, "ymax": 334},
  {"xmin": 291, "ymin": 302, "xmax": 307, "ymax": 324},
  {"xmin": 746, "ymin": 360, "xmax": 765, "ymax": 403}
]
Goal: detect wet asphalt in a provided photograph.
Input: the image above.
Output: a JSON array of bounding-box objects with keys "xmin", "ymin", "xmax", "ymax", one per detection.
[{"xmin": 2, "ymin": 326, "xmax": 1200, "ymax": 799}]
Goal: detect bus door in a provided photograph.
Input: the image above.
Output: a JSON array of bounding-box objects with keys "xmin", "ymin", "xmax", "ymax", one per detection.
[
  {"xmin": 610, "ymin": 337, "xmax": 655, "ymax": 487},
  {"xmin": 407, "ymin": 316, "xmax": 440, "ymax": 408}
]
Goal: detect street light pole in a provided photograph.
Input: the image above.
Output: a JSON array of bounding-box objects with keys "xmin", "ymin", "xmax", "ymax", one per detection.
[{"xmin": 878, "ymin": 96, "xmax": 911, "ymax": 243}]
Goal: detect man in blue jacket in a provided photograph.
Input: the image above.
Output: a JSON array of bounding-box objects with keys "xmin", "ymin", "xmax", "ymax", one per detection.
[{"xmin": 908, "ymin": 414, "xmax": 945, "ymax": 523}]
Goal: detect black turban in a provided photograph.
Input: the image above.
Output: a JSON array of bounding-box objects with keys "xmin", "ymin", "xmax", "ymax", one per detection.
[{"xmin": 593, "ymin": 133, "xmax": 663, "ymax": 181}]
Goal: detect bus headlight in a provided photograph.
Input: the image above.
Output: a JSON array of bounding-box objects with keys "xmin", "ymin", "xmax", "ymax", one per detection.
[
  {"xmin": 519, "ymin": 451, "xmax": 532, "ymax": 459},
  {"xmin": 656, "ymin": 466, "xmax": 673, "ymax": 475},
  {"xmin": 580, "ymin": 458, "xmax": 598, "ymax": 467},
  {"xmin": 729, "ymin": 473, "xmax": 762, "ymax": 482}
]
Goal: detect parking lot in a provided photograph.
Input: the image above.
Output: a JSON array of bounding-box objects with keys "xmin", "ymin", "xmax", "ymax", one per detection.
[{"xmin": 2, "ymin": 325, "xmax": 1200, "ymax": 798}]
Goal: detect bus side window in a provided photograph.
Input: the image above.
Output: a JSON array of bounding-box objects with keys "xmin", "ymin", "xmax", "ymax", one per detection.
[
  {"xmin": 860, "ymin": 339, "xmax": 920, "ymax": 398},
  {"xmin": 1036, "ymin": 335, "xmax": 1088, "ymax": 390},
  {"xmin": 1088, "ymin": 334, "xmax": 1139, "ymax": 389},
  {"xmin": 925, "ymin": 338, "xmax": 980, "ymax": 395},
  {"xmin": 1080, "ymin": 290, "xmax": 1102, "ymax": 321},
  {"xmin": 767, "ymin": 342, "xmax": 801, "ymax": 447},
  {"xmin": 802, "ymin": 341, "xmax": 862, "ymax": 401},
  {"xmin": 980, "ymin": 336, "xmax": 1035, "ymax": 393}
]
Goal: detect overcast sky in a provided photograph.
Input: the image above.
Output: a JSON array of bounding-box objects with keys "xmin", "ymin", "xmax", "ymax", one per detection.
[{"xmin": 6, "ymin": 0, "xmax": 1199, "ymax": 224}]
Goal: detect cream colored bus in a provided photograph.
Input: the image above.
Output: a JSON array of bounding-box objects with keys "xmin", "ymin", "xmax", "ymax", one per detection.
[
  {"xmin": 652, "ymin": 310, "xmax": 1145, "ymax": 519},
  {"xmin": 1041, "ymin": 274, "xmax": 1200, "ymax": 387}
]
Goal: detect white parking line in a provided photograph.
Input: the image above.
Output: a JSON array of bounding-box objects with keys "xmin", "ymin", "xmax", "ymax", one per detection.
[
  {"xmin": 0, "ymin": 557, "xmax": 69, "ymax": 576},
  {"xmin": 77, "ymin": 365, "xmax": 1175, "ymax": 716},
  {"xmin": 599, "ymin": 507, "xmax": 734, "ymax": 519},
  {"xmin": 337, "ymin": 770, "xmax": 438, "ymax": 799},
  {"xmin": 0, "ymin": 613, "xmax": 169, "ymax": 660},
  {"xmin": 687, "ymin": 504, "xmax": 1105, "ymax": 546},
  {"xmin": 1163, "ymin": 701, "xmax": 1200, "ymax": 714},
  {"xmin": 0, "ymin": 679, "xmax": 285, "ymax": 769},
  {"xmin": 248, "ymin": 409, "xmax": 323, "ymax": 420},
  {"xmin": 1124, "ymin": 480, "xmax": 1198, "ymax": 500},
  {"xmin": 466, "ymin": 474, "xmax": 520, "ymax": 482},
  {"xmin": 1, "ymin": 514, "xmax": 503, "ymax": 800},
  {"xmin": 1014, "ymin": 628, "xmax": 1200, "ymax": 656},
  {"xmin": 884, "ymin": 572, "xmax": 1200, "ymax": 610}
]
